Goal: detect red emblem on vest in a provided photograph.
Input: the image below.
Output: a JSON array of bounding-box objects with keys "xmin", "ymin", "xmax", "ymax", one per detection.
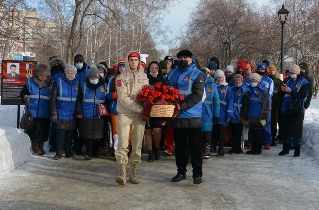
[
  {"xmin": 296, "ymin": 83, "xmax": 300, "ymax": 89},
  {"xmin": 75, "ymin": 85, "xmax": 79, "ymax": 91},
  {"xmin": 208, "ymin": 87, "xmax": 212, "ymax": 92},
  {"xmin": 100, "ymin": 87, "xmax": 105, "ymax": 93},
  {"xmin": 117, "ymin": 80, "xmax": 122, "ymax": 86},
  {"xmin": 221, "ymin": 88, "xmax": 226, "ymax": 94},
  {"xmin": 237, "ymin": 91, "xmax": 242, "ymax": 96},
  {"xmin": 184, "ymin": 76, "xmax": 189, "ymax": 82},
  {"xmin": 255, "ymin": 89, "xmax": 259, "ymax": 94}
]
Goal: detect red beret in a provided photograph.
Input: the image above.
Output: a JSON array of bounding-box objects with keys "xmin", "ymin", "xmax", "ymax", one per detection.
[
  {"xmin": 128, "ymin": 51, "xmax": 140, "ymax": 59},
  {"xmin": 237, "ymin": 60, "xmax": 249, "ymax": 69}
]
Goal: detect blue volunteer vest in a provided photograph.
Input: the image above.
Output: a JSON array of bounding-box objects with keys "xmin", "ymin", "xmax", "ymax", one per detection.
[
  {"xmin": 168, "ymin": 64, "xmax": 202, "ymax": 118},
  {"xmin": 248, "ymin": 86, "xmax": 265, "ymax": 118},
  {"xmin": 56, "ymin": 75, "xmax": 79, "ymax": 120},
  {"xmin": 202, "ymin": 80, "xmax": 217, "ymax": 122},
  {"xmin": 81, "ymin": 82, "xmax": 106, "ymax": 119},
  {"xmin": 231, "ymin": 84, "xmax": 249, "ymax": 123},
  {"xmin": 217, "ymin": 84, "xmax": 233, "ymax": 125},
  {"xmin": 281, "ymin": 77, "xmax": 309, "ymax": 114},
  {"xmin": 26, "ymin": 77, "xmax": 51, "ymax": 119}
]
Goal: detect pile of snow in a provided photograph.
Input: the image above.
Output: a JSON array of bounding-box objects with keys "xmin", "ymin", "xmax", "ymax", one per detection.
[
  {"xmin": 302, "ymin": 97, "xmax": 319, "ymax": 158},
  {"xmin": 0, "ymin": 126, "xmax": 31, "ymax": 175}
]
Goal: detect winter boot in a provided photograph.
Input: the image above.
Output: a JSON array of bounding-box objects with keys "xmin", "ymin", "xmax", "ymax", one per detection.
[
  {"xmin": 294, "ymin": 146, "xmax": 300, "ymax": 157},
  {"xmin": 116, "ymin": 163, "xmax": 126, "ymax": 185},
  {"xmin": 154, "ymin": 147, "xmax": 160, "ymax": 160},
  {"xmin": 216, "ymin": 148, "xmax": 224, "ymax": 157},
  {"xmin": 129, "ymin": 161, "xmax": 141, "ymax": 184},
  {"xmin": 37, "ymin": 141, "xmax": 45, "ymax": 156},
  {"xmin": 31, "ymin": 140, "xmax": 41, "ymax": 155},
  {"xmin": 203, "ymin": 143, "xmax": 211, "ymax": 159},
  {"xmin": 148, "ymin": 150, "xmax": 154, "ymax": 162},
  {"xmin": 53, "ymin": 152, "xmax": 63, "ymax": 160},
  {"xmin": 278, "ymin": 144, "xmax": 290, "ymax": 156}
]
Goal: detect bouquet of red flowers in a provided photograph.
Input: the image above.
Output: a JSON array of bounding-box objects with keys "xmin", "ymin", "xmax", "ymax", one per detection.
[{"xmin": 137, "ymin": 82, "xmax": 184, "ymax": 118}]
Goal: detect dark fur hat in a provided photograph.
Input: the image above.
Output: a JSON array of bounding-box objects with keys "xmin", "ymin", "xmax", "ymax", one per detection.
[{"xmin": 34, "ymin": 63, "xmax": 51, "ymax": 76}]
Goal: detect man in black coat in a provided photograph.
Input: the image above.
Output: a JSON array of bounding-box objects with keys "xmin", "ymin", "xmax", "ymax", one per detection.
[
  {"xmin": 168, "ymin": 50, "xmax": 205, "ymax": 184},
  {"xmin": 299, "ymin": 62, "xmax": 313, "ymax": 111}
]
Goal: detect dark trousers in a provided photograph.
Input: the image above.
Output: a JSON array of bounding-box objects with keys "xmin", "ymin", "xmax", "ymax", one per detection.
[
  {"xmin": 250, "ymin": 129, "xmax": 263, "ymax": 153},
  {"xmin": 202, "ymin": 131, "xmax": 211, "ymax": 144},
  {"xmin": 49, "ymin": 124, "xmax": 56, "ymax": 146},
  {"xmin": 26, "ymin": 118, "xmax": 50, "ymax": 142},
  {"xmin": 84, "ymin": 138, "xmax": 100, "ymax": 157},
  {"xmin": 217, "ymin": 124, "xmax": 226, "ymax": 150},
  {"xmin": 230, "ymin": 123, "xmax": 243, "ymax": 152},
  {"xmin": 56, "ymin": 129, "xmax": 73, "ymax": 153},
  {"xmin": 174, "ymin": 128, "xmax": 202, "ymax": 178}
]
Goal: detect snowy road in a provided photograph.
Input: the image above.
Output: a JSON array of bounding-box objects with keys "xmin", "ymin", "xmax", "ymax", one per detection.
[{"xmin": 0, "ymin": 146, "xmax": 319, "ymax": 210}]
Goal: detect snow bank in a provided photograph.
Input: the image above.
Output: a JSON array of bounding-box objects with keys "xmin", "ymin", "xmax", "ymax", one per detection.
[
  {"xmin": 0, "ymin": 126, "xmax": 31, "ymax": 175},
  {"xmin": 302, "ymin": 97, "xmax": 319, "ymax": 158}
]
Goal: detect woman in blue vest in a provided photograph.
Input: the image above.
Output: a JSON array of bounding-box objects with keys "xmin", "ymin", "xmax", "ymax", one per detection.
[
  {"xmin": 75, "ymin": 67, "xmax": 106, "ymax": 160},
  {"xmin": 229, "ymin": 74, "xmax": 249, "ymax": 154},
  {"xmin": 240, "ymin": 73, "xmax": 269, "ymax": 155},
  {"xmin": 279, "ymin": 64, "xmax": 309, "ymax": 157},
  {"xmin": 200, "ymin": 67, "xmax": 220, "ymax": 159},
  {"xmin": 214, "ymin": 70, "xmax": 233, "ymax": 157},
  {"xmin": 20, "ymin": 63, "xmax": 52, "ymax": 155},
  {"xmin": 50, "ymin": 65, "xmax": 79, "ymax": 160}
]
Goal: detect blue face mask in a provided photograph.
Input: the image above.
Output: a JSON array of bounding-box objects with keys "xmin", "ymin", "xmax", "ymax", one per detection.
[
  {"xmin": 89, "ymin": 79, "xmax": 99, "ymax": 85},
  {"xmin": 75, "ymin": 63, "xmax": 83, "ymax": 70},
  {"xmin": 251, "ymin": 82, "xmax": 258, "ymax": 87}
]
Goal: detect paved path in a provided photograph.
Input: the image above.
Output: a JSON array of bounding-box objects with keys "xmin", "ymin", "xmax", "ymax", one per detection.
[{"xmin": 0, "ymin": 146, "xmax": 319, "ymax": 210}]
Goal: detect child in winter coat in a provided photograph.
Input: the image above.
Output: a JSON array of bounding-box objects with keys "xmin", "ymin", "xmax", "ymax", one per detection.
[
  {"xmin": 240, "ymin": 73, "xmax": 269, "ymax": 155},
  {"xmin": 214, "ymin": 70, "xmax": 233, "ymax": 157},
  {"xmin": 200, "ymin": 67, "xmax": 220, "ymax": 159}
]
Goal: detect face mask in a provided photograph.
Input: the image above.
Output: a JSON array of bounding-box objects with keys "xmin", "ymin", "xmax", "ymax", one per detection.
[
  {"xmin": 75, "ymin": 63, "xmax": 83, "ymax": 70},
  {"xmin": 89, "ymin": 79, "xmax": 99, "ymax": 85},
  {"xmin": 251, "ymin": 82, "xmax": 258, "ymax": 87},
  {"xmin": 290, "ymin": 74, "xmax": 297, "ymax": 79},
  {"xmin": 178, "ymin": 60, "xmax": 189, "ymax": 70}
]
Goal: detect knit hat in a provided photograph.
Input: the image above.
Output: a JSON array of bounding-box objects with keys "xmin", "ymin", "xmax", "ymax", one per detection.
[
  {"xmin": 249, "ymin": 73, "xmax": 262, "ymax": 83},
  {"xmin": 87, "ymin": 67, "xmax": 100, "ymax": 79},
  {"xmin": 289, "ymin": 64, "xmax": 300, "ymax": 74},
  {"xmin": 214, "ymin": 69, "xmax": 225, "ymax": 79},
  {"xmin": 233, "ymin": 74, "xmax": 243, "ymax": 81},
  {"xmin": 164, "ymin": 56, "xmax": 173, "ymax": 62},
  {"xmin": 225, "ymin": 65, "xmax": 234, "ymax": 73},
  {"xmin": 99, "ymin": 61, "xmax": 108, "ymax": 69},
  {"xmin": 64, "ymin": 65, "xmax": 77, "ymax": 74},
  {"xmin": 299, "ymin": 62, "xmax": 309, "ymax": 71},
  {"xmin": 208, "ymin": 61, "xmax": 217, "ymax": 70},
  {"xmin": 159, "ymin": 60, "xmax": 167, "ymax": 70},
  {"xmin": 268, "ymin": 64, "xmax": 277, "ymax": 72},
  {"xmin": 209, "ymin": 57, "xmax": 220, "ymax": 69},
  {"xmin": 97, "ymin": 64, "xmax": 106, "ymax": 71},
  {"xmin": 177, "ymin": 50, "xmax": 193, "ymax": 58},
  {"xmin": 257, "ymin": 63, "xmax": 267, "ymax": 71},
  {"xmin": 128, "ymin": 51, "xmax": 140, "ymax": 59},
  {"xmin": 249, "ymin": 64, "xmax": 255, "ymax": 71},
  {"xmin": 107, "ymin": 68, "xmax": 116, "ymax": 77},
  {"xmin": 113, "ymin": 64, "xmax": 118, "ymax": 70},
  {"xmin": 262, "ymin": 60, "xmax": 270, "ymax": 67},
  {"xmin": 34, "ymin": 63, "xmax": 51, "ymax": 76},
  {"xmin": 118, "ymin": 58, "xmax": 125, "ymax": 67},
  {"xmin": 74, "ymin": 54, "xmax": 84, "ymax": 63},
  {"xmin": 237, "ymin": 60, "xmax": 249, "ymax": 69}
]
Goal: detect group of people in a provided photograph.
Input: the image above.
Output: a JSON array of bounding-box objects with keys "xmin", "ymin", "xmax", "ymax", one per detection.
[{"xmin": 19, "ymin": 49, "xmax": 312, "ymax": 185}]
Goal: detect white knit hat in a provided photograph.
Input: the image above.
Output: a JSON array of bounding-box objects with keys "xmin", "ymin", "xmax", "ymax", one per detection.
[
  {"xmin": 249, "ymin": 73, "xmax": 262, "ymax": 83},
  {"xmin": 289, "ymin": 64, "xmax": 300, "ymax": 74},
  {"xmin": 225, "ymin": 65, "xmax": 234, "ymax": 73},
  {"xmin": 214, "ymin": 69, "xmax": 225, "ymax": 79}
]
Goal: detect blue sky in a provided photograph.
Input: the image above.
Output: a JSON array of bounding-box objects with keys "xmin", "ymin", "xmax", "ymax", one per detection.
[{"xmin": 158, "ymin": 0, "xmax": 271, "ymax": 55}]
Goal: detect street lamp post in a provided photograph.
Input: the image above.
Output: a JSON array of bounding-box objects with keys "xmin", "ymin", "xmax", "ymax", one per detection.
[{"xmin": 277, "ymin": 4, "xmax": 290, "ymax": 73}]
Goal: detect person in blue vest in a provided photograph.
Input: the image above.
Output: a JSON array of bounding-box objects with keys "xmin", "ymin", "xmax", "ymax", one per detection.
[
  {"xmin": 168, "ymin": 50, "xmax": 204, "ymax": 184},
  {"xmin": 76, "ymin": 67, "xmax": 106, "ymax": 160},
  {"xmin": 256, "ymin": 63, "xmax": 274, "ymax": 150},
  {"xmin": 48, "ymin": 56, "xmax": 67, "ymax": 153},
  {"xmin": 278, "ymin": 64, "xmax": 309, "ymax": 157},
  {"xmin": 240, "ymin": 73, "xmax": 269, "ymax": 155},
  {"xmin": 200, "ymin": 67, "xmax": 220, "ymax": 159},
  {"xmin": 74, "ymin": 54, "xmax": 90, "ymax": 86},
  {"xmin": 229, "ymin": 74, "xmax": 249, "ymax": 154},
  {"xmin": 50, "ymin": 65, "xmax": 79, "ymax": 160},
  {"xmin": 214, "ymin": 69, "xmax": 233, "ymax": 157},
  {"xmin": 20, "ymin": 63, "xmax": 52, "ymax": 155}
]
